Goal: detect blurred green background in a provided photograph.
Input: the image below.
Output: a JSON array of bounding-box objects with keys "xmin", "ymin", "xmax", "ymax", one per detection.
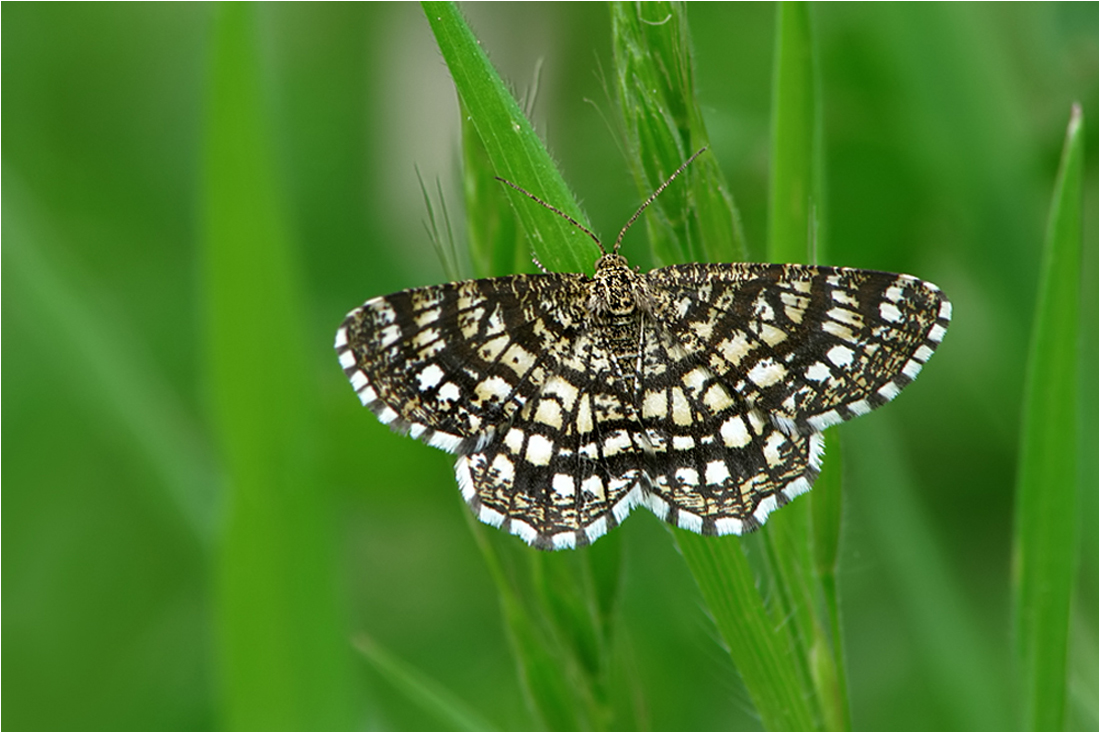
[{"xmin": 4, "ymin": 3, "xmax": 1097, "ymax": 730}]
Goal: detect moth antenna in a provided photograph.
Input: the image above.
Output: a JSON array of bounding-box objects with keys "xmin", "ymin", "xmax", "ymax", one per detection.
[
  {"xmin": 612, "ymin": 147, "xmax": 707, "ymax": 255},
  {"xmin": 495, "ymin": 177, "xmax": 605, "ymax": 254}
]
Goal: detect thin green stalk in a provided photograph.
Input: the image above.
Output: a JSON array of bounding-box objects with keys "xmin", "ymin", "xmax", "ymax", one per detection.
[
  {"xmin": 765, "ymin": 4, "xmax": 847, "ymax": 729},
  {"xmin": 464, "ymin": 506, "xmax": 625, "ymax": 731},
  {"xmin": 1012, "ymin": 103, "xmax": 1085, "ymax": 731},
  {"xmin": 461, "ymin": 102, "xmax": 529, "ymax": 279},
  {"xmin": 422, "ymin": 1, "xmax": 597, "ymax": 275},
  {"xmin": 202, "ymin": 4, "xmax": 354, "ymax": 728},
  {"xmin": 675, "ymin": 532, "xmax": 817, "ymax": 731},
  {"xmin": 812, "ymin": 430, "xmax": 849, "ymax": 729},
  {"xmin": 610, "ymin": 1, "xmax": 745, "ymax": 266},
  {"xmin": 768, "ymin": 1, "xmax": 820, "ymax": 265}
]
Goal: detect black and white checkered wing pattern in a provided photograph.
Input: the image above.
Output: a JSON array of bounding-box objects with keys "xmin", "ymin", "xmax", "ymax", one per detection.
[
  {"xmin": 335, "ymin": 273, "xmax": 589, "ymax": 454},
  {"xmin": 647, "ymin": 263, "xmax": 951, "ymax": 435},
  {"xmin": 337, "ymin": 256, "xmax": 950, "ymax": 550},
  {"xmin": 337, "ymin": 273, "xmax": 651, "ymax": 550},
  {"xmin": 456, "ymin": 330, "xmax": 652, "ymax": 550},
  {"xmin": 631, "ymin": 319, "xmax": 825, "ymax": 537}
]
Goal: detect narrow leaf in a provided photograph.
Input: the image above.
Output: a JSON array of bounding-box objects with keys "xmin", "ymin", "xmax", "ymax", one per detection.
[
  {"xmin": 674, "ymin": 532, "xmax": 817, "ymax": 731},
  {"xmin": 464, "ymin": 513, "xmax": 583, "ymax": 730},
  {"xmin": 813, "ymin": 430, "xmax": 849, "ymax": 730},
  {"xmin": 462, "ymin": 101, "xmax": 529, "ymax": 279},
  {"xmin": 765, "ymin": 4, "xmax": 847, "ymax": 729},
  {"xmin": 423, "ymin": 1, "xmax": 598, "ymax": 275},
  {"xmin": 768, "ymin": 1, "xmax": 820, "ymax": 265},
  {"xmin": 202, "ymin": 5, "xmax": 354, "ymax": 728},
  {"xmin": 1012, "ymin": 103, "xmax": 1085, "ymax": 731},
  {"xmin": 610, "ymin": 1, "xmax": 745, "ymax": 265}
]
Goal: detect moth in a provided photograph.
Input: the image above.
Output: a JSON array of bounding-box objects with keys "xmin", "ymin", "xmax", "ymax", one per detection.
[{"xmin": 336, "ymin": 151, "xmax": 950, "ymax": 549}]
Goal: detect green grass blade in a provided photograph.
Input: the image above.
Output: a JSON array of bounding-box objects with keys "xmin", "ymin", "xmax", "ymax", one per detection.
[
  {"xmin": 459, "ymin": 79, "xmax": 587, "ymax": 730},
  {"xmin": 202, "ymin": 4, "xmax": 355, "ymax": 728},
  {"xmin": 422, "ymin": 1, "xmax": 597, "ymax": 275},
  {"xmin": 353, "ymin": 634, "xmax": 498, "ymax": 732},
  {"xmin": 768, "ymin": 1, "xmax": 820, "ymax": 265},
  {"xmin": 812, "ymin": 430, "xmax": 849, "ymax": 730},
  {"xmin": 461, "ymin": 101, "xmax": 529, "ymax": 279},
  {"xmin": 1012, "ymin": 103, "xmax": 1085, "ymax": 731},
  {"xmin": 529, "ymin": 547, "xmax": 626, "ymax": 730},
  {"xmin": 464, "ymin": 513, "xmax": 584, "ymax": 730},
  {"xmin": 765, "ymin": 4, "xmax": 848, "ymax": 729},
  {"xmin": 674, "ymin": 532, "xmax": 817, "ymax": 730},
  {"xmin": 610, "ymin": 1, "xmax": 745, "ymax": 266}
]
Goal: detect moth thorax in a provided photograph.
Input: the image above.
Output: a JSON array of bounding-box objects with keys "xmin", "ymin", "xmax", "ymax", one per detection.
[{"xmin": 590, "ymin": 253, "xmax": 646, "ymax": 317}]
